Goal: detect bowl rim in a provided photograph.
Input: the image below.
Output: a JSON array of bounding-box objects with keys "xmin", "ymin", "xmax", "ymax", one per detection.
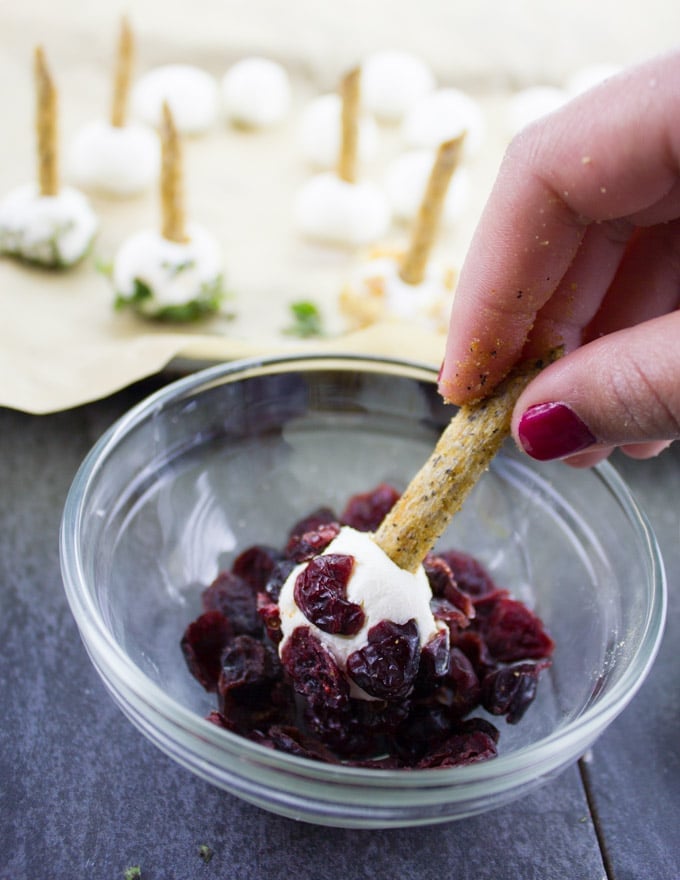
[{"xmin": 59, "ymin": 352, "xmax": 668, "ymax": 790}]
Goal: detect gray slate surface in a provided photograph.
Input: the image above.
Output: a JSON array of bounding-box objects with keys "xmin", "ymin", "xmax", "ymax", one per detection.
[{"xmin": 1, "ymin": 373, "xmax": 677, "ymax": 880}]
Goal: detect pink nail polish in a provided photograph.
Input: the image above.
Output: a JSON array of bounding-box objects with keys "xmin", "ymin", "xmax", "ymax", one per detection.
[{"xmin": 518, "ymin": 402, "xmax": 596, "ymax": 461}]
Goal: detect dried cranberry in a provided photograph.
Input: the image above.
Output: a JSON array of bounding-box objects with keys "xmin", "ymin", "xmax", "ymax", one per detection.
[
  {"xmin": 180, "ymin": 610, "xmax": 233, "ymax": 692},
  {"xmin": 267, "ymin": 725, "xmax": 339, "ymax": 763},
  {"xmin": 424, "ymin": 554, "xmax": 475, "ymax": 618},
  {"xmin": 232, "ymin": 545, "xmax": 285, "ymax": 591},
  {"xmin": 346, "ymin": 619, "xmax": 421, "ymax": 700},
  {"xmin": 437, "ymin": 550, "xmax": 497, "ymax": 599},
  {"xmin": 481, "ymin": 660, "xmax": 551, "ymax": 723},
  {"xmin": 450, "ymin": 629, "xmax": 496, "ymax": 679},
  {"xmin": 280, "ymin": 626, "xmax": 349, "ymax": 711},
  {"xmin": 202, "ymin": 571, "xmax": 261, "ymax": 637},
  {"xmin": 340, "ymin": 483, "xmax": 400, "ymax": 532},
  {"xmin": 288, "ymin": 507, "xmax": 338, "ymax": 540},
  {"xmin": 285, "ymin": 522, "xmax": 341, "ymax": 563},
  {"xmin": 476, "ymin": 595, "xmax": 555, "ymax": 662},
  {"xmin": 218, "ymin": 634, "xmax": 280, "ymax": 695},
  {"xmin": 294, "ymin": 553, "xmax": 364, "ymax": 635},
  {"xmin": 264, "ymin": 558, "xmax": 296, "ymax": 602},
  {"xmin": 391, "ymin": 703, "xmax": 456, "ymax": 763},
  {"xmin": 217, "ymin": 635, "xmax": 285, "ymax": 731},
  {"xmin": 256, "ymin": 591, "xmax": 283, "ymax": 644},
  {"xmin": 445, "ymin": 647, "xmax": 482, "ymax": 718},
  {"xmin": 416, "ymin": 628, "xmax": 451, "ymax": 688},
  {"xmin": 415, "ymin": 723, "xmax": 498, "ymax": 768},
  {"xmin": 430, "ymin": 597, "xmax": 471, "ymax": 632}
]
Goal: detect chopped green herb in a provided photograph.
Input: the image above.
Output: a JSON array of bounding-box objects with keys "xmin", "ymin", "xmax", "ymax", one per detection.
[
  {"xmin": 95, "ymin": 257, "xmax": 114, "ymax": 278},
  {"xmin": 284, "ymin": 300, "xmax": 325, "ymax": 338},
  {"xmin": 124, "ymin": 867, "xmax": 142, "ymax": 880},
  {"xmin": 114, "ymin": 274, "xmax": 230, "ymax": 322},
  {"xmin": 198, "ymin": 844, "xmax": 214, "ymax": 863}
]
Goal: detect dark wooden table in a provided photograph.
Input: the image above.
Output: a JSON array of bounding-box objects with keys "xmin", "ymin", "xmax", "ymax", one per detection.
[{"xmin": 1, "ymin": 372, "xmax": 678, "ymax": 880}]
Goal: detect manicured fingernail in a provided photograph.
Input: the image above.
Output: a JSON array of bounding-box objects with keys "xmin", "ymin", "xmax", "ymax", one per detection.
[{"xmin": 518, "ymin": 402, "xmax": 596, "ymax": 461}]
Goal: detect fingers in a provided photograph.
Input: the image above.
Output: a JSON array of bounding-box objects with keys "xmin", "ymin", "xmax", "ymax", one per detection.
[
  {"xmin": 511, "ymin": 311, "xmax": 680, "ymax": 461},
  {"xmin": 439, "ymin": 49, "xmax": 680, "ymax": 405},
  {"xmin": 585, "ymin": 219, "xmax": 680, "ymax": 340}
]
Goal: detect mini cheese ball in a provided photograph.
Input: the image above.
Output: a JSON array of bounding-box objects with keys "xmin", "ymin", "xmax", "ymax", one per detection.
[
  {"xmin": 340, "ymin": 249, "xmax": 455, "ymax": 331},
  {"xmin": 131, "ymin": 64, "xmax": 220, "ymax": 135},
  {"xmin": 0, "ymin": 47, "xmax": 98, "ymax": 268},
  {"xmin": 294, "ymin": 173, "xmax": 390, "ymax": 247},
  {"xmin": 68, "ymin": 121, "xmax": 160, "ymax": 197},
  {"xmin": 298, "ymin": 93, "xmax": 379, "ymax": 169},
  {"xmin": 222, "ymin": 56, "xmax": 292, "ymax": 128},
  {"xmin": 361, "ymin": 50, "xmax": 435, "ymax": 123},
  {"xmin": 402, "ymin": 87, "xmax": 484, "ymax": 157},
  {"xmin": 0, "ymin": 183, "xmax": 98, "ymax": 268},
  {"xmin": 113, "ymin": 224, "xmax": 224, "ymax": 320}
]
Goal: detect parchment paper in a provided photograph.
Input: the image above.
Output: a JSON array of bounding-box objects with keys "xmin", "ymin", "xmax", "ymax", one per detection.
[{"xmin": 1, "ymin": 0, "xmax": 678, "ymax": 414}]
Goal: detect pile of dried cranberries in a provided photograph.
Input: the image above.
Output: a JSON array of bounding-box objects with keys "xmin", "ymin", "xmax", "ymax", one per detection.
[{"xmin": 181, "ymin": 484, "xmax": 554, "ymax": 769}]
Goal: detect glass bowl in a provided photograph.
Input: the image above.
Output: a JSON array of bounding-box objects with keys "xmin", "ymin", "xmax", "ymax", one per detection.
[{"xmin": 60, "ymin": 354, "xmax": 666, "ymax": 828}]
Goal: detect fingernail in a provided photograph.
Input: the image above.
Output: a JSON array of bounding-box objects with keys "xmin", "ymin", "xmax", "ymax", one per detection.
[
  {"xmin": 437, "ymin": 360, "xmax": 445, "ymax": 383},
  {"xmin": 518, "ymin": 402, "xmax": 597, "ymax": 461}
]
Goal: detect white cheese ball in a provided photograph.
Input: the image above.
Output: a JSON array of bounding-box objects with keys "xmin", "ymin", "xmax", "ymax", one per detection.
[
  {"xmin": 384, "ymin": 149, "xmax": 469, "ymax": 225},
  {"xmin": 361, "ymin": 50, "xmax": 435, "ymax": 122},
  {"xmin": 131, "ymin": 64, "xmax": 219, "ymax": 135},
  {"xmin": 294, "ymin": 173, "xmax": 391, "ymax": 247},
  {"xmin": 67, "ymin": 120, "xmax": 160, "ymax": 196},
  {"xmin": 506, "ymin": 85, "xmax": 567, "ymax": 135},
  {"xmin": 401, "ymin": 88, "xmax": 485, "ymax": 156},
  {"xmin": 297, "ymin": 93, "xmax": 379, "ymax": 169},
  {"xmin": 113, "ymin": 225, "xmax": 223, "ymax": 316},
  {"xmin": 0, "ymin": 183, "xmax": 98, "ymax": 267},
  {"xmin": 222, "ymin": 56, "xmax": 292, "ymax": 128},
  {"xmin": 278, "ymin": 526, "xmax": 443, "ymax": 700}
]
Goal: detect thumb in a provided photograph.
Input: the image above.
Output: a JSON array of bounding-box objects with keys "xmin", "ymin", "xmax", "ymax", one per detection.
[{"xmin": 512, "ymin": 311, "xmax": 680, "ymax": 461}]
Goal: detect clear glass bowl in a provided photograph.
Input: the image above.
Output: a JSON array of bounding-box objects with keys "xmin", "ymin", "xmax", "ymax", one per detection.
[{"xmin": 60, "ymin": 355, "xmax": 666, "ymax": 828}]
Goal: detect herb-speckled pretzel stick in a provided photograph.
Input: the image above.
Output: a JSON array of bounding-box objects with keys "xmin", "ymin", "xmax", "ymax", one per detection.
[{"xmin": 373, "ymin": 351, "xmax": 561, "ymax": 572}]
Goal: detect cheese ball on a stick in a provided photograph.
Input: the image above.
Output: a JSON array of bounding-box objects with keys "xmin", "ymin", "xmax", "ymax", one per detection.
[
  {"xmin": 340, "ymin": 134, "xmax": 464, "ymax": 329},
  {"xmin": 294, "ymin": 68, "xmax": 390, "ymax": 247},
  {"xmin": 68, "ymin": 17, "xmax": 160, "ymax": 197},
  {"xmin": 277, "ymin": 352, "xmax": 558, "ymax": 707},
  {"xmin": 112, "ymin": 103, "xmax": 225, "ymax": 321},
  {"xmin": 0, "ymin": 47, "xmax": 98, "ymax": 268}
]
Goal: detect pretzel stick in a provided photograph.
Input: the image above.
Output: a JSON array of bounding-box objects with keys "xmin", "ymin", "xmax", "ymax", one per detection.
[
  {"xmin": 337, "ymin": 67, "xmax": 361, "ymax": 184},
  {"xmin": 34, "ymin": 46, "xmax": 59, "ymax": 197},
  {"xmin": 373, "ymin": 351, "xmax": 560, "ymax": 572},
  {"xmin": 110, "ymin": 15, "xmax": 134, "ymax": 128},
  {"xmin": 160, "ymin": 102, "xmax": 188, "ymax": 243},
  {"xmin": 399, "ymin": 134, "xmax": 466, "ymax": 286}
]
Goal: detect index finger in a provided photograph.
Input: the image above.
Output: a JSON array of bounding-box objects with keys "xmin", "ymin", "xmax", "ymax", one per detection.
[{"xmin": 438, "ymin": 49, "xmax": 680, "ymax": 404}]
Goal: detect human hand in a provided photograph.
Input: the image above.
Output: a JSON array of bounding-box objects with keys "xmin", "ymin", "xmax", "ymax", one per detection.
[{"xmin": 438, "ymin": 50, "xmax": 680, "ymax": 466}]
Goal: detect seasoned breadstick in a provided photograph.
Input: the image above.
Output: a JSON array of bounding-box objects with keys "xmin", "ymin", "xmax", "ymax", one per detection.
[{"xmin": 373, "ymin": 351, "xmax": 560, "ymax": 571}]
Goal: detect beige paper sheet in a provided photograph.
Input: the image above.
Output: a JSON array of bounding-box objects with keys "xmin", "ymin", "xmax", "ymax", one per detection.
[{"xmin": 2, "ymin": 1, "xmax": 678, "ymax": 414}]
